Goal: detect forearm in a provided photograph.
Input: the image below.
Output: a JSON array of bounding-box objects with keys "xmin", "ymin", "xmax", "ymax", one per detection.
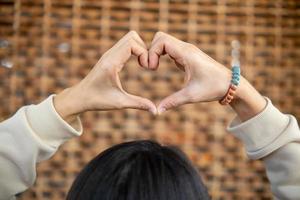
[
  {"xmin": 227, "ymin": 77, "xmax": 300, "ymax": 199},
  {"xmin": 228, "ymin": 94, "xmax": 300, "ymax": 199},
  {"xmin": 230, "ymin": 77, "xmax": 267, "ymax": 121}
]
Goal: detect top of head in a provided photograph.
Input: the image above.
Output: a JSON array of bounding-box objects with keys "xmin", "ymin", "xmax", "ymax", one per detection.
[{"xmin": 67, "ymin": 140, "xmax": 210, "ymax": 200}]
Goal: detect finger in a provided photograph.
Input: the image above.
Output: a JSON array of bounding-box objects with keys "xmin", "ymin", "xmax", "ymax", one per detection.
[
  {"xmin": 148, "ymin": 32, "xmax": 167, "ymax": 70},
  {"xmin": 121, "ymin": 93, "xmax": 157, "ymax": 115},
  {"xmin": 129, "ymin": 31, "xmax": 150, "ymax": 69},
  {"xmin": 127, "ymin": 40, "xmax": 149, "ymax": 69},
  {"xmin": 148, "ymin": 39, "xmax": 167, "ymax": 70},
  {"xmin": 149, "ymin": 32, "xmax": 183, "ymax": 70},
  {"xmin": 131, "ymin": 31, "xmax": 148, "ymax": 50},
  {"xmin": 112, "ymin": 38, "xmax": 148, "ymax": 72},
  {"xmin": 157, "ymin": 88, "xmax": 191, "ymax": 115},
  {"xmin": 148, "ymin": 49, "xmax": 161, "ymax": 71},
  {"xmin": 112, "ymin": 73, "xmax": 156, "ymax": 115},
  {"xmin": 113, "ymin": 31, "xmax": 149, "ymax": 70},
  {"xmin": 131, "ymin": 43, "xmax": 149, "ymax": 69}
]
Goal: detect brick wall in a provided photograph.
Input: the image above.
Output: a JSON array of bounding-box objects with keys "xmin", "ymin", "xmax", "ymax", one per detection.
[{"xmin": 0, "ymin": 0, "xmax": 299, "ymax": 199}]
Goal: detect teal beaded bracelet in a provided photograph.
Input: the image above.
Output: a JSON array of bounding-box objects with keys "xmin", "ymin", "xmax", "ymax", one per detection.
[{"xmin": 231, "ymin": 66, "xmax": 240, "ymax": 86}]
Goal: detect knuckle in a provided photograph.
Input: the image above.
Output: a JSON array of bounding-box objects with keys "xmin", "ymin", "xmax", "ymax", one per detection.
[
  {"xmin": 154, "ymin": 31, "xmax": 166, "ymax": 40},
  {"xmin": 137, "ymin": 102, "xmax": 147, "ymax": 109},
  {"xmin": 164, "ymin": 99, "xmax": 177, "ymax": 109},
  {"xmin": 184, "ymin": 42, "xmax": 198, "ymax": 52},
  {"xmin": 182, "ymin": 43, "xmax": 198, "ymax": 59},
  {"xmin": 156, "ymin": 31, "xmax": 166, "ymax": 37},
  {"xmin": 128, "ymin": 30, "xmax": 138, "ymax": 38},
  {"xmin": 127, "ymin": 38, "xmax": 136, "ymax": 46},
  {"xmin": 125, "ymin": 98, "xmax": 146, "ymax": 110}
]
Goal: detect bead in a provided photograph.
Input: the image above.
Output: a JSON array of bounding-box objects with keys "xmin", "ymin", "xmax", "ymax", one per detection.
[
  {"xmin": 232, "ymin": 72, "xmax": 240, "ymax": 77},
  {"xmin": 232, "ymin": 78, "xmax": 240, "ymax": 83},
  {"xmin": 232, "ymin": 71, "xmax": 240, "ymax": 76},
  {"xmin": 224, "ymin": 100, "xmax": 230, "ymax": 105},
  {"xmin": 232, "ymin": 76, "xmax": 240, "ymax": 81},
  {"xmin": 233, "ymin": 77, "xmax": 240, "ymax": 81},
  {"xmin": 219, "ymin": 86, "xmax": 234, "ymax": 105},
  {"xmin": 230, "ymin": 84, "xmax": 237, "ymax": 90},
  {"xmin": 231, "ymin": 79, "xmax": 239, "ymax": 85},
  {"xmin": 228, "ymin": 90, "xmax": 235, "ymax": 96},
  {"xmin": 226, "ymin": 96, "xmax": 233, "ymax": 101},
  {"xmin": 232, "ymin": 69, "xmax": 240, "ymax": 74},
  {"xmin": 220, "ymin": 101, "xmax": 227, "ymax": 105},
  {"xmin": 232, "ymin": 66, "xmax": 240, "ymax": 71},
  {"xmin": 222, "ymin": 98, "xmax": 230, "ymax": 103}
]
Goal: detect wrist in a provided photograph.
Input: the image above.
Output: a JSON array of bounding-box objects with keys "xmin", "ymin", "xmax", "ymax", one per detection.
[
  {"xmin": 54, "ymin": 85, "xmax": 85, "ymax": 120},
  {"xmin": 230, "ymin": 77, "xmax": 267, "ymax": 121}
]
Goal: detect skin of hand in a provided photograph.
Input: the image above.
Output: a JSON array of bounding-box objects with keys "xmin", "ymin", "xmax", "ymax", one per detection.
[
  {"xmin": 148, "ymin": 32, "xmax": 267, "ymax": 121},
  {"xmin": 54, "ymin": 31, "xmax": 157, "ymax": 124},
  {"xmin": 54, "ymin": 30, "xmax": 267, "ymax": 125}
]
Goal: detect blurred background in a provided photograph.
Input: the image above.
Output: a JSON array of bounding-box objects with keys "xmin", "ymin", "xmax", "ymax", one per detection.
[{"xmin": 0, "ymin": 0, "xmax": 299, "ymax": 199}]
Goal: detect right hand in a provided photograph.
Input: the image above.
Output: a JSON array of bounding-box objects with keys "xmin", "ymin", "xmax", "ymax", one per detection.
[
  {"xmin": 54, "ymin": 31, "xmax": 157, "ymax": 120},
  {"xmin": 148, "ymin": 32, "xmax": 233, "ymax": 114}
]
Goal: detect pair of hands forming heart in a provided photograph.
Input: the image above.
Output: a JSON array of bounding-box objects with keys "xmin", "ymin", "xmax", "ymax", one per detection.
[{"xmin": 55, "ymin": 31, "xmax": 239, "ymax": 118}]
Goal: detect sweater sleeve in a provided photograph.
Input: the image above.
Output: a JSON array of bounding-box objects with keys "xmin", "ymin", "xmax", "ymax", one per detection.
[
  {"xmin": 0, "ymin": 95, "xmax": 83, "ymax": 200},
  {"xmin": 228, "ymin": 98, "xmax": 300, "ymax": 200}
]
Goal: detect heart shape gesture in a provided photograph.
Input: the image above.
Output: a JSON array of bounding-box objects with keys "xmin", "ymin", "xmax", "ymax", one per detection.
[{"xmin": 55, "ymin": 31, "xmax": 238, "ymax": 118}]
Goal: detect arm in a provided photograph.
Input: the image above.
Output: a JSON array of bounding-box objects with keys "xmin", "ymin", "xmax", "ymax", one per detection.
[
  {"xmin": 0, "ymin": 96, "xmax": 82, "ymax": 200},
  {"xmin": 0, "ymin": 31, "xmax": 155, "ymax": 200},
  {"xmin": 229, "ymin": 79, "xmax": 300, "ymax": 200},
  {"xmin": 149, "ymin": 32, "xmax": 300, "ymax": 199}
]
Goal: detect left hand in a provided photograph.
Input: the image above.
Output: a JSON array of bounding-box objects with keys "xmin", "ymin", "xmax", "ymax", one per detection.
[
  {"xmin": 147, "ymin": 32, "xmax": 266, "ymax": 119},
  {"xmin": 148, "ymin": 32, "xmax": 232, "ymax": 114}
]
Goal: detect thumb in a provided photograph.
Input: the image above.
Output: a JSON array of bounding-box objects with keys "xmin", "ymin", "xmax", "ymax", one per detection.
[
  {"xmin": 157, "ymin": 88, "xmax": 191, "ymax": 115},
  {"xmin": 122, "ymin": 93, "xmax": 157, "ymax": 115}
]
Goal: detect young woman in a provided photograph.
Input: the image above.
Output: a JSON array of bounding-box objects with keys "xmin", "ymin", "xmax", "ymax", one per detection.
[{"xmin": 0, "ymin": 31, "xmax": 299, "ymax": 200}]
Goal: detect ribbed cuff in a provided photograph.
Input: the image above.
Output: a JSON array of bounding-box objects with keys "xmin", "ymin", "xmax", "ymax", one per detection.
[
  {"xmin": 228, "ymin": 98, "xmax": 300, "ymax": 159},
  {"xmin": 25, "ymin": 95, "xmax": 83, "ymax": 148}
]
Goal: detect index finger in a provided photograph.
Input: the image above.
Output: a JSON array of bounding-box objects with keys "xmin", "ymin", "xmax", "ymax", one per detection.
[
  {"xmin": 113, "ymin": 31, "xmax": 149, "ymax": 71},
  {"xmin": 148, "ymin": 32, "xmax": 186, "ymax": 70}
]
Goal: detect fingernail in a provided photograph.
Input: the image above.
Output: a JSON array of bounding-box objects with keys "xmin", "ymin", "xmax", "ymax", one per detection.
[
  {"xmin": 150, "ymin": 107, "xmax": 157, "ymax": 115},
  {"xmin": 158, "ymin": 107, "xmax": 166, "ymax": 115}
]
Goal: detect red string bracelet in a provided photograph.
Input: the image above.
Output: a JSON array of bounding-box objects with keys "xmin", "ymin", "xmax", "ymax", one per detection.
[{"xmin": 219, "ymin": 83, "xmax": 237, "ymax": 105}]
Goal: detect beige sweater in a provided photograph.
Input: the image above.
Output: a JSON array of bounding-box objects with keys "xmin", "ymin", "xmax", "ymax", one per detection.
[{"xmin": 0, "ymin": 96, "xmax": 299, "ymax": 200}]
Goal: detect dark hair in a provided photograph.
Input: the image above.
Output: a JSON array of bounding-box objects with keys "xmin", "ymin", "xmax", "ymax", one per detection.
[{"xmin": 67, "ymin": 140, "xmax": 210, "ymax": 200}]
